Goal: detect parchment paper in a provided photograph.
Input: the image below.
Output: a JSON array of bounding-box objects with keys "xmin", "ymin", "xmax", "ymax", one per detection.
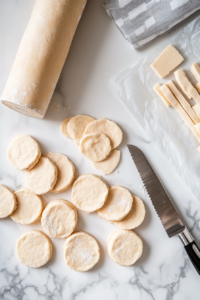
[{"xmin": 111, "ymin": 16, "xmax": 200, "ymax": 201}]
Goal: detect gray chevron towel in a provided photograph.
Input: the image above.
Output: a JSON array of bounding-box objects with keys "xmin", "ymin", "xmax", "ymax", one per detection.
[{"xmin": 103, "ymin": 0, "xmax": 200, "ymax": 49}]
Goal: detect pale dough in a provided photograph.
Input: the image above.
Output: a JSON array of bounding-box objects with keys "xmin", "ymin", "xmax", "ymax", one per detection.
[
  {"xmin": 41, "ymin": 199, "xmax": 77, "ymax": 238},
  {"xmin": 45, "ymin": 152, "xmax": 75, "ymax": 193},
  {"xmin": 17, "ymin": 230, "xmax": 52, "ymax": 268},
  {"xmin": 10, "ymin": 189, "xmax": 43, "ymax": 224},
  {"xmin": 72, "ymin": 174, "xmax": 109, "ymax": 213},
  {"xmin": 114, "ymin": 196, "xmax": 145, "ymax": 229},
  {"xmin": 60, "ymin": 117, "xmax": 73, "ymax": 138},
  {"xmin": 191, "ymin": 63, "xmax": 200, "ymax": 82},
  {"xmin": 93, "ymin": 149, "xmax": 121, "ymax": 175},
  {"xmin": 166, "ymin": 80, "xmax": 199, "ymax": 124},
  {"xmin": 80, "ymin": 133, "xmax": 111, "ymax": 162},
  {"xmin": 26, "ymin": 156, "xmax": 58, "ymax": 195},
  {"xmin": 67, "ymin": 115, "xmax": 95, "ymax": 145},
  {"xmin": 153, "ymin": 83, "xmax": 171, "ymax": 107},
  {"xmin": 107, "ymin": 229, "xmax": 143, "ymax": 266},
  {"xmin": 151, "ymin": 45, "xmax": 184, "ymax": 78},
  {"xmin": 84, "ymin": 118, "xmax": 123, "ymax": 149},
  {"xmin": 97, "ymin": 186, "xmax": 133, "ymax": 221},
  {"xmin": 160, "ymin": 85, "xmax": 200, "ymax": 142},
  {"xmin": 64, "ymin": 231, "xmax": 100, "ymax": 272},
  {"xmin": 193, "ymin": 104, "xmax": 200, "ymax": 119},
  {"xmin": 0, "ymin": 185, "xmax": 17, "ymax": 218},
  {"xmin": 7, "ymin": 135, "xmax": 41, "ymax": 170}
]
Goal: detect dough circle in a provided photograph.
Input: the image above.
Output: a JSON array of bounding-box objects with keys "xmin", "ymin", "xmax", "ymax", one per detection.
[
  {"xmin": 7, "ymin": 135, "xmax": 41, "ymax": 170},
  {"xmin": 80, "ymin": 133, "xmax": 111, "ymax": 162},
  {"xmin": 10, "ymin": 189, "xmax": 43, "ymax": 224},
  {"xmin": 41, "ymin": 199, "xmax": 77, "ymax": 238},
  {"xmin": 61, "ymin": 117, "xmax": 73, "ymax": 139},
  {"xmin": 114, "ymin": 196, "xmax": 145, "ymax": 229},
  {"xmin": 0, "ymin": 185, "xmax": 17, "ymax": 218},
  {"xmin": 72, "ymin": 174, "xmax": 109, "ymax": 213},
  {"xmin": 64, "ymin": 231, "xmax": 100, "ymax": 272},
  {"xmin": 67, "ymin": 115, "xmax": 95, "ymax": 145},
  {"xmin": 93, "ymin": 149, "xmax": 121, "ymax": 174},
  {"xmin": 26, "ymin": 156, "xmax": 58, "ymax": 195},
  {"xmin": 107, "ymin": 229, "xmax": 143, "ymax": 266},
  {"xmin": 17, "ymin": 230, "xmax": 52, "ymax": 268},
  {"xmin": 84, "ymin": 118, "xmax": 123, "ymax": 149},
  {"xmin": 97, "ymin": 186, "xmax": 133, "ymax": 221},
  {"xmin": 45, "ymin": 152, "xmax": 75, "ymax": 193}
]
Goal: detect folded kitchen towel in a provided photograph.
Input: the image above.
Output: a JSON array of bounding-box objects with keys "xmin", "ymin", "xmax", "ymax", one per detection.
[{"xmin": 103, "ymin": 0, "xmax": 200, "ymax": 49}]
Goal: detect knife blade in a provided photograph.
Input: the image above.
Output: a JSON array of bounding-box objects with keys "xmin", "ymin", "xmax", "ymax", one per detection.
[{"xmin": 127, "ymin": 144, "xmax": 200, "ymax": 275}]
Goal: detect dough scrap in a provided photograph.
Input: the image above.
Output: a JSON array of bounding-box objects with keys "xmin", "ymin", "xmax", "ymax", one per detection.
[
  {"xmin": 153, "ymin": 83, "xmax": 171, "ymax": 107},
  {"xmin": 26, "ymin": 156, "xmax": 58, "ymax": 195},
  {"xmin": 64, "ymin": 231, "xmax": 100, "ymax": 272},
  {"xmin": 93, "ymin": 150, "xmax": 121, "ymax": 175},
  {"xmin": 84, "ymin": 118, "xmax": 123, "ymax": 149},
  {"xmin": 17, "ymin": 230, "xmax": 52, "ymax": 268},
  {"xmin": 45, "ymin": 152, "xmax": 75, "ymax": 193},
  {"xmin": 72, "ymin": 174, "xmax": 109, "ymax": 213},
  {"xmin": 61, "ymin": 117, "xmax": 73, "ymax": 138},
  {"xmin": 191, "ymin": 63, "xmax": 200, "ymax": 82},
  {"xmin": 107, "ymin": 229, "xmax": 143, "ymax": 266},
  {"xmin": 80, "ymin": 133, "xmax": 111, "ymax": 162},
  {"xmin": 7, "ymin": 135, "xmax": 41, "ymax": 170},
  {"xmin": 0, "ymin": 185, "xmax": 17, "ymax": 218},
  {"xmin": 41, "ymin": 199, "xmax": 77, "ymax": 238},
  {"xmin": 114, "ymin": 196, "xmax": 145, "ymax": 229},
  {"xmin": 67, "ymin": 115, "xmax": 95, "ymax": 145},
  {"xmin": 97, "ymin": 186, "xmax": 133, "ymax": 221},
  {"xmin": 10, "ymin": 189, "xmax": 43, "ymax": 224}
]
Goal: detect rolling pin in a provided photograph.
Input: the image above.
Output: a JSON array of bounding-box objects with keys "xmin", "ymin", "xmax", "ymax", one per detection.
[{"xmin": 1, "ymin": 0, "xmax": 87, "ymax": 119}]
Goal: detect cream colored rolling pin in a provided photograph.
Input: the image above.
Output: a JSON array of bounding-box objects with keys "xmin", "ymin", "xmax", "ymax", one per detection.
[{"xmin": 1, "ymin": 0, "xmax": 87, "ymax": 118}]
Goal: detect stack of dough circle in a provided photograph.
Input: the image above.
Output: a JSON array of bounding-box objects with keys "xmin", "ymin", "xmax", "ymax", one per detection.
[
  {"xmin": 0, "ymin": 185, "xmax": 17, "ymax": 218},
  {"xmin": 10, "ymin": 189, "xmax": 43, "ymax": 224},
  {"xmin": 114, "ymin": 196, "xmax": 145, "ymax": 229},
  {"xmin": 61, "ymin": 117, "xmax": 73, "ymax": 139},
  {"xmin": 93, "ymin": 149, "xmax": 121, "ymax": 174},
  {"xmin": 64, "ymin": 231, "xmax": 100, "ymax": 271},
  {"xmin": 7, "ymin": 135, "xmax": 41, "ymax": 170},
  {"xmin": 41, "ymin": 199, "xmax": 77, "ymax": 238},
  {"xmin": 17, "ymin": 230, "xmax": 52, "ymax": 268},
  {"xmin": 84, "ymin": 118, "xmax": 123, "ymax": 149},
  {"xmin": 107, "ymin": 229, "xmax": 143, "ymax": 266},
  {"xmin": 98, "ymin": 186, "xmax": 133, "ymax": 221},
  {"xmin": 67, "ymin": 115, "xmax": 95, "ymax": 145},
  {"xmin": 26, "ymin": 156, "xmax": 58, "ymax": 195},
  {"xmin": 80, "ymin": 133, "xmax": 111, "ymax": 162},
  {"xmin": 45, "ymin": 152, "xmax": 75, "ymax": 193},
  {"xmin": 72, "ymin": 174, "xmax": 109, "ymax": 213}
]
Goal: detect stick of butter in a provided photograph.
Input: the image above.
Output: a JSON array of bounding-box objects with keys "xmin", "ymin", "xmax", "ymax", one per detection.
[
  {"xmin": 153, "ymin": 83, "xmax": 170, "ymax": 107},
  {"xmin": 151, "ymin": 45, "xmax": 184, "ymax": 79}
]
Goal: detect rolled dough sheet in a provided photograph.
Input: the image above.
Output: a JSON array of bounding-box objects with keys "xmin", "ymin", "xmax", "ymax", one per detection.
[
  {"xmin": 153, "ymin": 83, "xmax": 171, "ymax": 107},
  {"xmin": 1, "ymin": 0, "xmax": 87, "ymax": 118},
  {"xmin": 191, "ymin": 63, "xmax": 200, "ymax": 82}
]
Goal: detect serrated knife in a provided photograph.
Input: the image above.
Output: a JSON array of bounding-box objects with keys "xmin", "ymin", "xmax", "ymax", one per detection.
[{"xmin": 127, "ymin": 144, "xmax": 200, "ymax": 275}]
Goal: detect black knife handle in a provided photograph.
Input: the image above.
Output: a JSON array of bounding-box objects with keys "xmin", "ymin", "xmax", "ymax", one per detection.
[{"xmin": 178, "ymin": 228, "xmax": 200, "ymax": 275}]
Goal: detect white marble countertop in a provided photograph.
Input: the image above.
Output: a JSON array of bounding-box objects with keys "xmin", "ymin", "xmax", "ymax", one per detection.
[{"xmin": 0, "ymin": 1, "xmax": 200, "ymax": 299}]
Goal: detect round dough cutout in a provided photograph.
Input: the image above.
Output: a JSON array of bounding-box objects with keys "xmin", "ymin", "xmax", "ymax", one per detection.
[
  {"xmin": 11, "ymin": 189, "xmax": 43, "ymax": 224},
  {"xmin": 107, "ymin": 229, "xmax": 143, "ymax": 266},
  {"xmin": 93, "ymin": 149, "xmax": 120, "ymax": 174},
  {"xmin": 61, "ymin": 117, "xmax": 73, "ymax": 138},
  {"xmin": 67, "ymin": 115, "xmax": 95, "ymax": 145},
  {"xmin": 72, "ymin": 174, "xmax": 109, "ymax": 213},
  {"xmin": 17, "ymin": 230, "xmax": 52, "ymax": 268},
  {"xmin": 98, "ymin": 186, "xmax": 133, "ymax": 221},
  {"xmin": 26, "ymin": 156, "xmax": 58, "ymax": 195},
  {"xmin": 7, "ymin": 135, "xmax": 41, "ymax": 170},
  {"xmin": 84, "ymin": 118, "xmax": 123, "ymax": 149},
  {"xmin": 45, "ymin": 152, "xmax": 75, "ymax": 193},
  {"xmin": 114, "ymin": 196, "xmax": 145, "ymax": 229},
  {"xmin": 41, "ymin": 199, "xmax": 77, "ymax": 238},
  {"xmin": 0, "ymin": 185, "xmax": 16, "ymax": 218},
  {"xmin": 80, "ymin": 133, "xmax": 111, "ymax": 162},
  {"xmin": 64, "ymin": 231, "xmax": 100, "ymax": 271}
]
